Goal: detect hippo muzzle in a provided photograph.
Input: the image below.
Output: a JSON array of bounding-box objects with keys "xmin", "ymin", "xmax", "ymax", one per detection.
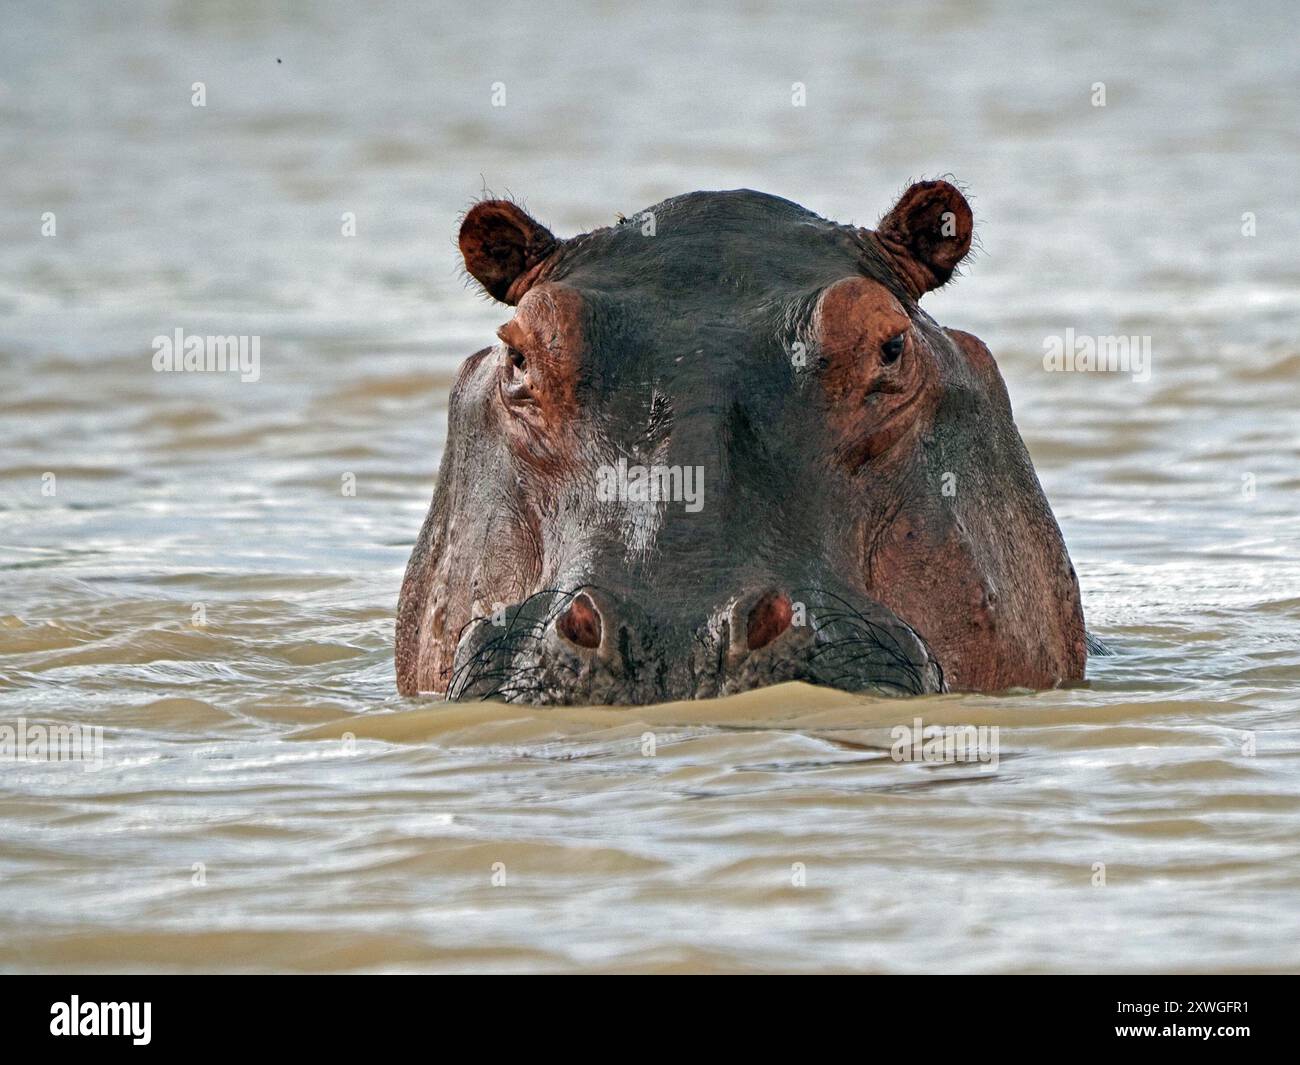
[{"xmin": 447, "ymin": 583, "xmax": 942, "ymax": 705}]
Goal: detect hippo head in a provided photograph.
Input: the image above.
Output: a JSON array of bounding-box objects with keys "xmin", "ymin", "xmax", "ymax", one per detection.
[{"xmin": 396, "ymin": 181, "xmax": 1086, "ymax": 704}]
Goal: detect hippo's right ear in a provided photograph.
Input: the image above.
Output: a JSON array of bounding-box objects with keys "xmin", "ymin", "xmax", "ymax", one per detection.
[
  {"xmin": 875, "ymin": 180, "xmax": 974, "ymax": 297},
  {"xmin": 459, "ymin": 200, "xmax": 559, "ymax": 304}
]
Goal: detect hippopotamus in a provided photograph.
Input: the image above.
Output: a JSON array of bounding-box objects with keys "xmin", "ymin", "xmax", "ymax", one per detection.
[{"xmin": 396, "ymin": 180, "xmax": 1088, "ymax": 704}]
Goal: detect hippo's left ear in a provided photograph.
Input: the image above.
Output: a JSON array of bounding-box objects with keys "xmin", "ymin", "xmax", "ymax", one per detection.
[
  {"xmin": 459, "ymin": 200, "xmax": 559, "ymax": 304},
  {"xmin": 875, "ymin": 180, "xmax": 974, "ymax": 297}
]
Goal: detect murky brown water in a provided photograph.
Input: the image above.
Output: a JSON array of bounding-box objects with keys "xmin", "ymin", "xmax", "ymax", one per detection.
[{"xmin": 2, "ymin": 0, "xmax": 1298, "ymax": 973}]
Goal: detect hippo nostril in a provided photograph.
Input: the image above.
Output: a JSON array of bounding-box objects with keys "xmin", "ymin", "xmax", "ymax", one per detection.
[
  {"xmin": 557, "ymin": 593, "xmax": 602, "ymax": 649},
  {"xmin": 746, "ymin": 591, "xmax": 794, "ymax": 651}
]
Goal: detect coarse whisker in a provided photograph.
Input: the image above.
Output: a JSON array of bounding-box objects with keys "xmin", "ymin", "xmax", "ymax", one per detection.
[
  {"xmin": 448, "ymin": 590, "xmax": 599, "ymax": 700},
  {"xmin": 822, "ymin": 647, "xmax": 923, "ymax": 692}
]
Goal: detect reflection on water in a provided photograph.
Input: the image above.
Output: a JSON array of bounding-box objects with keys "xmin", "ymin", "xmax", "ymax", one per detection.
[{"xmin": 1, "ymin": 0, "xmax": 1298, "ymax": 972}]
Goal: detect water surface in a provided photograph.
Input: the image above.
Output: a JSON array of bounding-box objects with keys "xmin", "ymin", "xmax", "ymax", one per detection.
[{"xmin": 1, "ymin": 0, "xmax": 1298, "ymax": 972}]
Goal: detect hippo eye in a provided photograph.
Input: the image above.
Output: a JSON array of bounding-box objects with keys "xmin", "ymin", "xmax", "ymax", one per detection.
[
  {"xmin": 881, "ymin": 332, "xmax": 906, "ymax": 365},
  {"xmin": 500, "ymin": 345, "xmax": 536, "ymax": 408}
]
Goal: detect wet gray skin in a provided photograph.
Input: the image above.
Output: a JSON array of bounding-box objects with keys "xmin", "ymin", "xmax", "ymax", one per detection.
[{"xmin": 396, "ymin": 183, "xmax": 1087, "ymax": 704}]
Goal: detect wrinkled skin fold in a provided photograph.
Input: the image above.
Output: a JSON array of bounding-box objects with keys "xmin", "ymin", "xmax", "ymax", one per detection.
[{"xmin": 397, "ymin": 181, "xmax": 1087, "ymax": 704}]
